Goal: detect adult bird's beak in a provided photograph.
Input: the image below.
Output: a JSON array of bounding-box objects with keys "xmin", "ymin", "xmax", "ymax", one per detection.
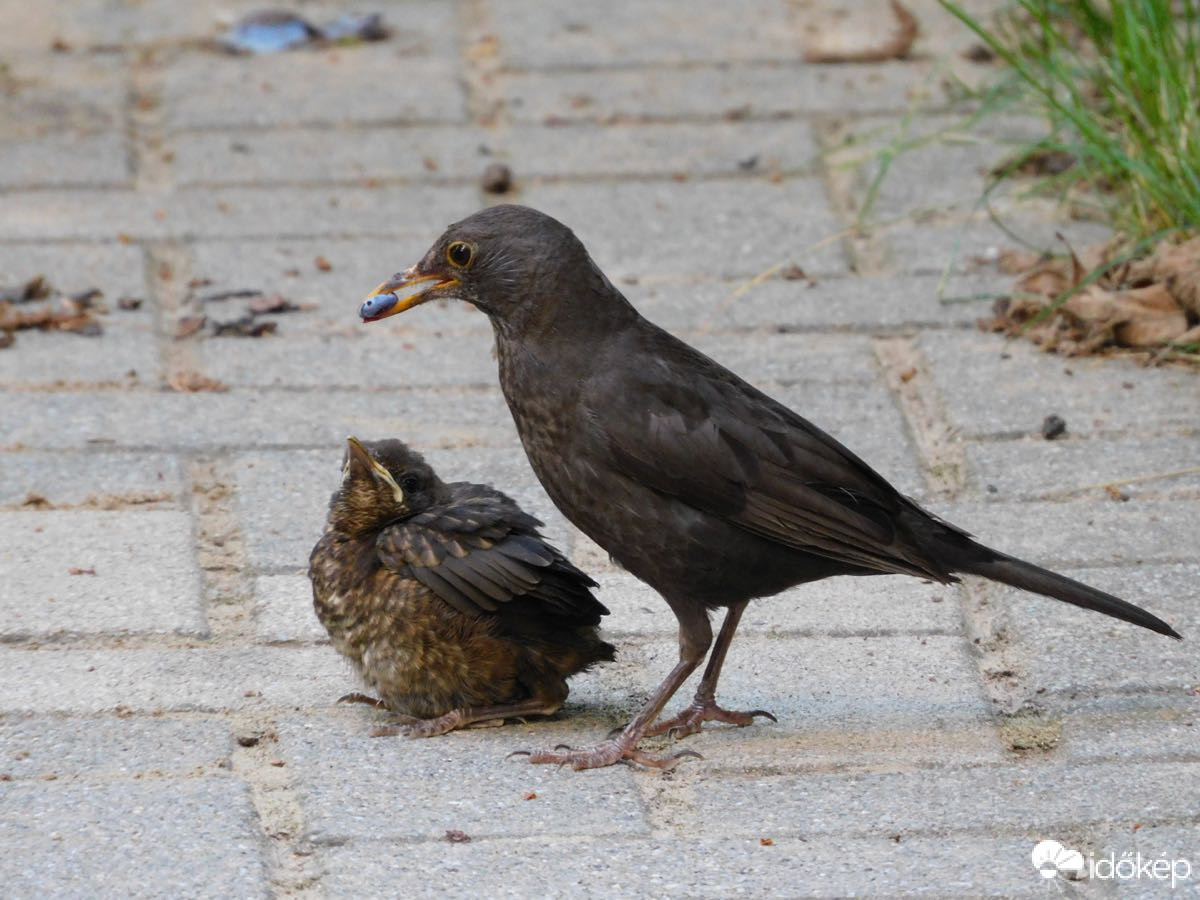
[{"xmin": 360, "ymin": 265, "xmax": 459, "ymax": 322}]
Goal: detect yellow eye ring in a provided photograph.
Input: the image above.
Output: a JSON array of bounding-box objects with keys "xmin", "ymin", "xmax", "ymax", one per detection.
[{"xmin": 446, "ymin": 241, "xmax": 475, "ymax": 268}]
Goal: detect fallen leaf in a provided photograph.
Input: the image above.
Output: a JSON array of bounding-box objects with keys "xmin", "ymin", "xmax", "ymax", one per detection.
[
  {"xmin": 174, "ymin": 315, "xmax": 207, "ymax": 339},
  {"xmin": 169, "ymin": 371, "xmax": 229, "ymax": 393},
  {"xmin": 760, "ymin": 837, "xmax": 775, "ymax": 846},
  {"xmin": 212, "ymin": 316, "xmax": 278, "ymax": 337},
  {"xmin": 444, "ymin": 829, "xmax": 471, "ymax": 843},
  {"xmin": 314, "ymin": 256, "xmax": 333, "ymax": 272},
  {"xmin": 522, "ymin": 791, "xmax": 537, "ymax": 801}
]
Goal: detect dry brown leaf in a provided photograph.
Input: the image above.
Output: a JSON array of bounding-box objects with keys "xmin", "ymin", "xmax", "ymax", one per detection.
[
  {"xmin": 1064, "ymin": 284, "xmax": 1187, "ymax": 348},
  {"xmin": 168, "ymin": 371, "xmax": 230, "ymax": 393},
  {"xmin": 1128, "ymin": 237, "xmax": 1200, "ymax": 318},
  {"xmin": 803, "ymin": 0, "xmax": 918, "ymax": 64}
]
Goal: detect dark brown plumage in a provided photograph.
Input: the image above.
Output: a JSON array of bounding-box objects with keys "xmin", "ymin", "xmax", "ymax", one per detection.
[
  {"xmin": 308, "ymin": 436, "xmax": 614, "ymax": 737},
  {"xmin": 359, "ymin": 204, "xmax": 1181, "ymax": 768}
]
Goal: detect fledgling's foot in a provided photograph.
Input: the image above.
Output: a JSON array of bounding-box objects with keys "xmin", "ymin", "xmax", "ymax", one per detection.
[
  {"xmin": 370, "ymin": 709, "xmax": 469, "ymax": 738},
  {"xmin": 646, "ymin": 700, "xmax": 777, "ymax": 740},
  {"xmin": 511, "ymin": 738, "xmax": 701, "ymax": 771},
  {"xmin": 337, "ymin": 692, "xmax": 388, "ymax": 708}
]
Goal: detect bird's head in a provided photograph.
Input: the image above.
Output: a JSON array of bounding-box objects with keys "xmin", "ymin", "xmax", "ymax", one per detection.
[
  {"xmin": 327, "ymin": 437, "xmax": 443, "ymax": 535},
  {"xmin": 359, "ymin": 204, "xmax": 631, "ymax": 339}
]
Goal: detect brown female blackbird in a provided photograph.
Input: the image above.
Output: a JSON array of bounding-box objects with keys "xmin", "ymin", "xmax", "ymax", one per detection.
[
  {"xmin": 309, "ymin": 436, "xmax": 614, "ymax": 737},
  {"xmin": 357, "ymin": 204, "xmax": 1181, "ymax": 768}
]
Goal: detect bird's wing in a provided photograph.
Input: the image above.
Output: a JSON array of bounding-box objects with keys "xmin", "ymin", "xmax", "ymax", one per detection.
[
  {"xmin": 591, "ymin": 337, "xmax": 950, "ymax": 580},
  {"xmin": 375, "ymin": 484, "xmax": 607, "ymax": 625}
]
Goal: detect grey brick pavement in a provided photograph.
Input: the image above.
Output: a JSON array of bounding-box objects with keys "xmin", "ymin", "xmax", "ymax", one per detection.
[{"xmin": 1, "ymin": 1, "xmax": 1196, "ymax": 897}]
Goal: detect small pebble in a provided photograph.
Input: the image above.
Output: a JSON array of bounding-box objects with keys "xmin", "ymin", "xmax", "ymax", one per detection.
[
  {"xmin": 481, "ymin": 162, "xmax": 513, "ymax": 194},
  {"xmin": 1041, "ymin": 414, "xmax": 1067, "ymax": 440}
]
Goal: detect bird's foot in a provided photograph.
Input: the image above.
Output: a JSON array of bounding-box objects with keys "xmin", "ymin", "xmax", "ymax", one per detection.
[
  {"xmin": 337, "ymin": 692, "xmax": 387, "ymax": 709},
  {"xmin": 646, "ymin": 699, "xmax": 777, "ymax": 740},
  {"xmin": 510, "ymin": 738, "xmax": 702, "ymax": 771},
  {"xmin": 370, "ymin": 709, "xmax": 465, "ymax": 738}
]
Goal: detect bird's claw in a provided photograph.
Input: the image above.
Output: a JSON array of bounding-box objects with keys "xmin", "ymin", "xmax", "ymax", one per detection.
[
  {"xmin": 337, "ymin": 692, "xmax": 387, "ymax": 708},
  {"xmin": 647, "ymin": 700, "xmax": 779, "ymax": 740}
]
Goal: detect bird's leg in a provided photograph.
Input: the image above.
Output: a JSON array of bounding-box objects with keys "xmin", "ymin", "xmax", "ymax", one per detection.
[
  {"xmin": 646, "ymin": 600, "xmax": 776, "ymax": 739},
  {"xmin": 371, "ymin": 696, "xmax": 566, "ymax": 739},
  {"xmin": 514, "ymin": 606, "xmax": 713, "ymax": 770}
]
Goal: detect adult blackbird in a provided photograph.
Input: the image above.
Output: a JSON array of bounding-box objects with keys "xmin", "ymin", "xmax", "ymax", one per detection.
[
  {"xmin": 309, "ymin": 436, "xmax": 614, "ymax": 737},
  {"xmin": 358, "ymin": 205, "xmax": 1181, "ymax": 769}
]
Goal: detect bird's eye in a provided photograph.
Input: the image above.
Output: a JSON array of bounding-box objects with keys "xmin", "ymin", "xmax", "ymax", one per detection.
[
  {"xmin": 446, "ymin": 241, "xmax": 474, "ymax": 269},
  {"xmin": 400, "ymin": 474, "xmax": 421, "ymax": 493}
]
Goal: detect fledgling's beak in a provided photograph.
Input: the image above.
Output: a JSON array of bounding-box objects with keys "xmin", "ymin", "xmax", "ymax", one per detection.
[
  {"xmin": 345, "ymin": 437, "xmax": 406, "ymax": 502},
  {"xmin": 360, "ymin": 265, "xmax": 459, "ymax": 322}
]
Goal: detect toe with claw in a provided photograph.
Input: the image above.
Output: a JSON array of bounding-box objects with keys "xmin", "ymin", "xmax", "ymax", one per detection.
[
  {"xmin": 510, "ymin": 738, "xmax": 702, "ymax": 771},
  {"xmin": 647, "ymin": 700, "xmax": 777, "ymax": 740}
]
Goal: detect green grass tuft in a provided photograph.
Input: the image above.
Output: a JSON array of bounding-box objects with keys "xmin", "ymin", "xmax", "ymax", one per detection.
[{"xmin": 941, "ymin": 0, "xmax": 1200, "ymax": 239}]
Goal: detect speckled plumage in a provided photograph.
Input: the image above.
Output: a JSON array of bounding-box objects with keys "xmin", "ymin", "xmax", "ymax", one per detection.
[{"xmin": 309, "ymin": 438, "xmax": 613, "ymax": 736}]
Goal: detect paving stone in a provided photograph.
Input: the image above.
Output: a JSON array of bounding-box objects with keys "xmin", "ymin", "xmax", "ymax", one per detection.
[
  {"xmin": 0, "ymin": 717, "xmax": 233, "ymax": 778},
  {"xmin": 920, "ymin": 330, "xmax": 1200, "ymax": 437},
  {"xmin": 198, "ymin": 328, "xmax": 500, "ymax": 389},
  {"xmin": 587, "ymin": 566, "xmax": 966, "ymax": 637},
  {"xmin": 0, "ymin": 242, "xmax": 159, "ymax": 384},
  {"xmin": 0, "ymin": 52, "xmax": 125, "ymax": 137},
  {"xmin": 927, "ymin": 499, "xmax": 1198, "ymax": 567},
  {"xmin": 168, "ymin": 185, "xmax": 477, "ymax": 241},
  {"xmin": 255, "ymin": 575, "xmax": 325, "ymax": 644},
  {"xmin": 0, "ymin": 510, "xmax": 206, "ymax": 641},
  {"xmin": 635, "ymin": 273, "xmax": 1002, "ymax": 333},
  {"xmin": 1, "ymin": 387, "xmax": 519, "ymax": 451},
  {"xmin": 883, "ymin": 213, "xmax": 1114, "ymax": 276},
  {"xmin": 491, "ymin": 0, "xmax": 799, "ymax": 67},
  {"xmin": 677, "ymin": 761, "xmax": 1200, "ymax": 838},
  {"xmin": 277, "ymin": 719, "xmax": 649, "ymax": 842},
  {"xmin": 0, "ymin": 242, "xmax": 147, "ymax": 298},
  {"xmin": 0, "ymin": 647, "xmax": 349, "ymax": 713},
  {"xmin": 0, "ymin": 329, "xmax": 162, "ymax": 386},
  {"xmin": 0, "ymin": 185, "xmax": 476, "ymax": 242},
  {"xmin": 0, "ymin": 132, "xmax": 130, "ymax": 189},
  {"xmin": 318, "ymin": 833, "xmax": 1043, "ymax": 898},
  {"xmin": 163, "ymin": 42, "xmax": 466, "ymax": 131},
  {"xmin": 999, "ymin": 564, "xmax": 1198, "ymax": 693},
  {"xmin": 0, "ymin": 450, "xmax": 182, "ymax": 507},
  {"xmin": 518, "ymin": 178, "xmax": 846, "ymax": 278},
  {"xmin": 965, "ymin": 434, "xmax": 1200, "ymax": 501},
  {"xmin": 614, "ymin": 634, "xmax": 989, "ymax": 735},
  {"xmin": 500, "ymin": 61, "xmax": 946, "ymax": 123},
  {"xmin": 172, "ymin": 120, "xmax": 820, "ymax": 185},
  {"xmin": 1049, "ymin": 695, "xmax": 1200, "ymax": 763},
  {"xmin": 235, "ymin": 445, "xmax": 571, "ymax": 571},
  {"xmin": 0, "ymin": 779, "xmax": 269, "ymax": 900}
]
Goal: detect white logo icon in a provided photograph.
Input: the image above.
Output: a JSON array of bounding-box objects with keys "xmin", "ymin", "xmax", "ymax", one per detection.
[{"xmin": 1032, "ymin": 840, "xmax": 1085, "ymax": 879}]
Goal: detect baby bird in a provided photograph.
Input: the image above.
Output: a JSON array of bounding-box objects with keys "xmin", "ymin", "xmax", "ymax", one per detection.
[{"xmin": 309, "ymin": 437, "xmax": 615, "ymax": 737}]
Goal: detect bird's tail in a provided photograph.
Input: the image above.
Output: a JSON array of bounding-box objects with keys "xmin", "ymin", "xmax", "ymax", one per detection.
[{"xmin": 947, "ymin": 543, "xmax": 1181, "ymax": 639}]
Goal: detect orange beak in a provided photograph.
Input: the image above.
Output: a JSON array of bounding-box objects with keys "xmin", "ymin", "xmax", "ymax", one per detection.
[{"xmin": 359, "ymin": 266, "xmax": 459, "ymax": 322}]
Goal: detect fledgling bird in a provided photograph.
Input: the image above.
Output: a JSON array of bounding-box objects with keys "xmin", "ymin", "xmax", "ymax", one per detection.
[
  {"xmin": 359, "ymin": 204, "xmax": 1182, "ymax": 768},
  {"xmin": 309, "ymin": 436, "xmax": 614, "ymax": 737}
]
